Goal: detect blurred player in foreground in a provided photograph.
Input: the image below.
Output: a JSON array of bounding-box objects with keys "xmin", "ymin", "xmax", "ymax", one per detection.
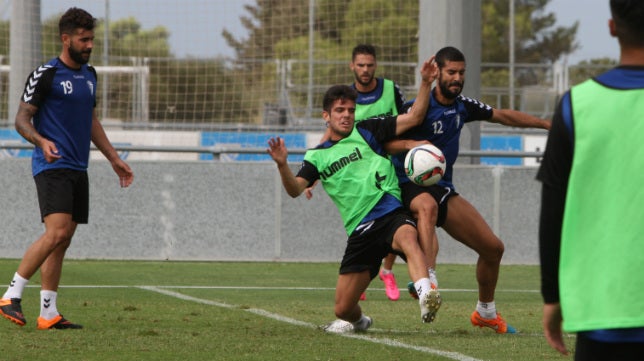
[{"xmin": 538, "ymin": 0, "xmax": 644, "ymax": 357}]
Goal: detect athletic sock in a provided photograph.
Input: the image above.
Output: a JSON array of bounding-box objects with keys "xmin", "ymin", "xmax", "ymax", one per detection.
[
  {"xmin": 476, "ymin": 300, "xmax": 497, "ymax": 319},
  {"xmin": 40, "ymin": 290, "xmax": 59, "ymax": 320},
  {"xmin": 414, "ymin": 277, "xmax": 432, "ymax": 301},
  {"xmin": 3, "ymin": 272, "xmax": 29, "ymax": 299},
  {"xmin": 381, "ymin": 268, "xmax": 393, "ymax": 275},
  {"xmin": 352, "ymin": 314, "xmax": 370, "ymax": 329},
  {"xmin": 428, "ymin": 268, "xmax": 438, "ymax": 288}
]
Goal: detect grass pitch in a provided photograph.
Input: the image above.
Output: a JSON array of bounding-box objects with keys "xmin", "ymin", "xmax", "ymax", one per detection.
[{"xmin": 0, "ymin": 260, "xmax": 571, "ymax": 360}]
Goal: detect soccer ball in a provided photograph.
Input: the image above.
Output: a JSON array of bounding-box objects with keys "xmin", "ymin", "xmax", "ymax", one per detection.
[{"xmin": 404, "ymin": 144, "xmax": 446, "ymax": 186}]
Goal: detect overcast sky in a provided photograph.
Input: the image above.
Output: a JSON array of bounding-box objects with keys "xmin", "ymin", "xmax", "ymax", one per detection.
[
  {"xmin": 544, "ymin": 0, "xmax": 618, "ymax": 63},
  {"xmin": 35, "ymin": 0, "xmax": 619, "ymax": 63}
]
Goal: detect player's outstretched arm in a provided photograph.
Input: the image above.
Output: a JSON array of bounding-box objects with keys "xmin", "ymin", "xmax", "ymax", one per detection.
[
  {"xmin": 384, "ymin": 139, "xmax": 429, "ymax": 155},
  {"xmin": 394, "ymin": 56, "xmax": 438, "ymax": 135},
  {"xmin": 267, "ymin": 137, "xmax": 309, "ymax": 198},
  {"xmin": 489, "ymin": 108, "xmax": 551, "ymax": 130}
]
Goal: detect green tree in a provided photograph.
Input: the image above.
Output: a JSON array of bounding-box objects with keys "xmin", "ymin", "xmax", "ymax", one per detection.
[
  {"xmin": 568, "ymin": 57, "xmax": 617, "ymax": 86},
  {"xmin": 221, "ymin": 0, "xmax": 318, "ymax": 123},
  {"xmin": 147, "ymin": 59, "xmax": 249, "ymax": 123},
  {"xmin": 4, "ymin": 13, "xmax": 250, "ymax": 124},
  {"xmin": 226, "ymin": 0, "xmax": 579, "ymax": 67},
  {"xmin": 480, "ymin": 0, "xmax": 578, "ymax": 108},
  {"xmin": 224, "ymin": 0, "xmax": 581, "ymax": 122},
  {"xmin": 480, "ymin": 0, "xmax": 579, "ymax": 109},
  {"xmin": 223, "ymin": 0, "xmax": 421, "ymax": 121},
  {"xmin": 222, "ymin": 0, "xmax": 311, "ymax": 61},
  {"xmin": 42, "ymin": 13, "xmax": 172, "ymax": 60},
  {"xmin": 0, "ymin": 20, "xmax": 9, "ymax": 58},
  {"xmin": 96, "ymin": 17, "xmax": 171, "ymax": 60},
  {"xmin": 42, "ymin": 13, "xmax": 172, "ymax": 121},
  {"xmin": 482, "ymin": 0, "xmax": 578, "ymax": 64}
]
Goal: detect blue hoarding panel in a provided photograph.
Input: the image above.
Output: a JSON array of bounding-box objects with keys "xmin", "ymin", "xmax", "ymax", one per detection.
[
  {"xmin": 480, "ymin": 135, "xmax": 522, "ymax": 166},
  {"xmin": 200, "ymin": 132, "xmax": 306, "ymax": 162},
  {"xmin": 0, "ymin": 129, "xmax": 32, "ymax": 158}
]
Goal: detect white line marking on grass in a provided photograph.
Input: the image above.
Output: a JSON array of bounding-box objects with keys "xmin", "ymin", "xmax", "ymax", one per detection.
[
  {"xmin": 346, "ymin": 333, "xmax": 483, "ymax": 361},
  {"xmin": 247, "ymin": 308, "xmax": 319, "ymax": 328},
  {"xmin": 52, "ymin": 285, "xmax": 538, "ymax": 293},
  {"xmin": 142, "ymin": 285, "xmax": 338, "ymax": 291},
  {"xmin": 138, "ymin": 286, "xmax": 235, "ymax": 309},
  {"xmin": 140, "ymin": 286, "xmax": 484, "ymax": 361}
]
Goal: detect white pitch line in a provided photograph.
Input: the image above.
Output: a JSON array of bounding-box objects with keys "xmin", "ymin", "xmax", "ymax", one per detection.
[
  {"xmin": 139, "ymin": 286, "xmax": 484, "ymax": 361},
  {"xmin": 138, "ymin": 285, "xmax": 236, "ymax": 309},
  {"xmin": 47, "ymin": 285, "xmax": 538, "ymax": 293},
  {"xmin": 31, "ymin": 284, "xmax": 561, "ymax": 340}
]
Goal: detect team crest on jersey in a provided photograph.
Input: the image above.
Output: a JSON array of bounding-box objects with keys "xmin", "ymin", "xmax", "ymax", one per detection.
[{"xmin": 87, "ymin": 80, "xmax": 94, "ymax": 95}]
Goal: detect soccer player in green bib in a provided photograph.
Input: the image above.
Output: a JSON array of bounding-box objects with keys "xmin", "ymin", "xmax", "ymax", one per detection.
[
  {"xmin": 538, "ymin": 0, "xmax": 644, "ymax": 357},
  {"xmin": 350, "ymin": 44, "xmax": 408, "ymax": 301},
  {"xmin": 267, "ymin": 56, "xmax": 439, "ymax": 332},
  {"xmin": 537, "ymin": 0, "xmax": 644, "ymax": 361}
]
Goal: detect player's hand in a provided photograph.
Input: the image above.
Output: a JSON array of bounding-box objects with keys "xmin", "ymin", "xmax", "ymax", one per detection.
[
  {"xmin": 41, "ymin": 139, "xmax": 62, "ymax": 163},
  {"xmin": 420, "ymin": 55, "xmax": 438, "ymax": 84},
  {"xmin": 267, "ymin": 137, "xmax": 288, "ymax": 166},
  {"xmin": 304, "ymin": 180, "xmax": 318, "ymax": 199},
  {"xmin": 542, "ymin": 118, "xmax": 552, "ymax": 131},
  {"xmin": 111, "ymin": 159, "xmax": 134, "ymax": 188},
  {"xmin": 542, "ymin": 303, "xmax": 569, "ymax": 355}
]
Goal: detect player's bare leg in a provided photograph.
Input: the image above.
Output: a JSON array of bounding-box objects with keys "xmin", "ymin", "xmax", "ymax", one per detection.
[
  {"xmin": 323, "ymin": 271, "xmax": 372, "ymax": 333},
  {"xmin": 16, "ymin": 214, "xmax": 76, "ymax": 283},
  {"xmin": 441, "ymin": 195, "xmax": 502, "ymax": 302},
  {"xmin": 391, "ymin": 224, "xmax": 440, "ymax": 323},
  {"xmin": 409, "ymin": 193, "xmax": 439, "ymax": 281},
  {"xmin": 441, "ymin": 195, "xmax": 515, "ymax": 333}
]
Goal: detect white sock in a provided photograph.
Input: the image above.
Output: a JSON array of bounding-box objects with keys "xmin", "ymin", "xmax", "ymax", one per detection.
[
  {"xmin": 3, "ymin": 272, "xmax": 29, "ymax": 299},
  {"xmin": 40, "ymin": 290, "xmax": 59, "ymax": 320},
  {"xmin": 352, "ymin": 314, "xmax": 370, "ymax": 329},
  {"xmin": 381, "ymin": 268, "xmax": 393, "ymax": 275},
  {"xmin": 476, "ymin": 300, "xmax": 497, "ymax": 319},
  {"xmin": 414, "ymin": 278, "xmax": 431, "ymax": 301},
  {"xmin": 428, "ymin": 268, "xmax": 438, "ymax": 288}
]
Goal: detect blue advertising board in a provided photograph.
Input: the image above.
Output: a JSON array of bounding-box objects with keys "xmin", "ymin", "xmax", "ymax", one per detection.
[
  {"xmin": 0, "ymin": 129, "xmax": 32, "ymax": 158},
  {"xmin": 480, "ymin": 135, "xmax": 522, "ymax": 166},
  {"xmin": 200, "ymin": 132, "xmax": 306, "ymax": 162}
]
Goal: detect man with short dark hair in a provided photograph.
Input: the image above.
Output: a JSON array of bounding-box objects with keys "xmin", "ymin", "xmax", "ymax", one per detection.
[
  {"xmin": 0, "ymin": 7, "xmax": 133, "ymax": 330},
  {"xmin": 349, "ymin": 43, "xmax": 426, "ymax": 302},
  {"xmin": 267, "ymin": 57, "xmax": 440, "ymax": 332},
  {"xmin": 389, "ymin": 46, "xmax": 550, "ymax": 333},
  {"xmin": 538, "ymin": 0, "xmax": 644, "ymax": 357}
]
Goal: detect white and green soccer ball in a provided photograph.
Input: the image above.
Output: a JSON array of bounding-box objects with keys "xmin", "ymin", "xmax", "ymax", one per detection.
[{"xmin": 404, "ymin": 144, "xmax": 446, "ymax": 187}]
